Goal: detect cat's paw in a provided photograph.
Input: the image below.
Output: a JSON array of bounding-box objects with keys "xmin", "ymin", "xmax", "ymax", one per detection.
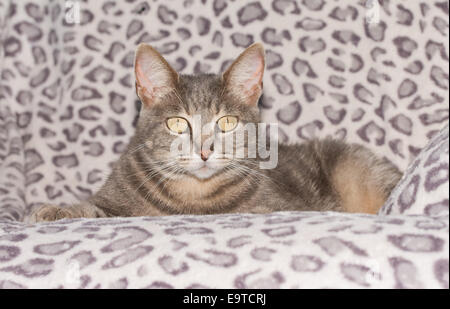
[{"xmin": 27, "ymin": 205, "xmax": 76, "ymax": 223}]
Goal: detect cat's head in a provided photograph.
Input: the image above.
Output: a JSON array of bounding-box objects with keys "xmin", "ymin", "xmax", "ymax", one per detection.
[{"xmin": 133, "ymin": 43, "xmax": 265, "ymax": 180}]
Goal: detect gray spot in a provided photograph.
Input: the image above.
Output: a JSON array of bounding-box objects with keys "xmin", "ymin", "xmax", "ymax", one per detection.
[
  {"xmin": 291, "ymin": 255, "xmax": 324, "ymax": 272},
  {"xmin": 276, "ymin": 101, "xmax": 301, "ymax": 125},
  {"xmin": 237, "ymin": 2, "xmax": 268, "ymax": 26},
  {"xmin": 388, "ymin": 234, "xmax": 444, "ymax": 252}
]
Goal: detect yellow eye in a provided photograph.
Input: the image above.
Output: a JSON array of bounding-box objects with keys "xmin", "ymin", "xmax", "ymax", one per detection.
[
  {"xmin": 217, "ymin": 116, "xmax": 238, "ymax": 132},
  {"xmin": 166, "ymin": 117, "xmax": 189, "ymax": 134}
]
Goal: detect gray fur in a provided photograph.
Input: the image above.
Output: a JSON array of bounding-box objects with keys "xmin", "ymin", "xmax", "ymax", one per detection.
[{"xmin": 28, "ymin": 44, "xmax": 402, "ymax": 222}]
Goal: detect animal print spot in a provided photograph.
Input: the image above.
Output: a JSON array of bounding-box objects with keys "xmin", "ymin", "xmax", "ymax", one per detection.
[
  {"xmin": 314, "ymin": 236, "xmax": 368, "ymax": 257},
  {"xmin": 69, "ymin": 251, "xmax": 96, "ymax": 270},
  {"xmin": 52, "ymin": 154, "xmax": 79, "ymax": 168},
  {"xmin": 102, "ymin": 245, "xmax": 153, "ymax": 269},
  {"xmin": 323, "ymin": 105, "xmax": 346, "ymax": 125},
  {"xmin": 349, "ymin": 54, "xmax": 364, "ymax": 73},
  {"xmin": 424, "ymin": 199, "xmax": 449, "ymax": 216},
  {"xmin": 393, "ymin": 36, "xmax": 418, "ymax": 58},
  {"xmin": 425, "ymin": 40, "xmax": 448, "ymax": 61},
  {"xmin": 303, "ymin": 83, "xmax": 324, "ymax": 102},
  {"xmin": 101, "ymin": 227, "xmax": 152, "ymax": 253},
  {"xmin": 388, "ymin": 234, "xmax": 444, "ymax": 252},
  {"xmin": 234, "ymin": 269, "xmax": 284, "ymax": 288},
  {"xmin": 37, "ymin": 226, "xmax": 67, "ymax": 234},
  {"xmin": 298, "ymin": 36, "xmax": 326, "ymax": 54},
  {"xmin": 434, "ymin": 259, "xmax": 449, "ymax": 289},
  {"xmin": 158, "ymin": 255, "xmax": 189, "ymax": 275},
  {"xmin": 341, "ymin": 263, "xmax": 381, "ymax": 287},
  {"xmin": 250, "ymin": 247, "xmax": 276, "ymax": 261},
  {"xmin": 302, "ymin": 0, "xmax": 325, "ymax": 11},
  {"xmin": 157, "ymin": 5, "xmax": 178, "ymax": 25},
  {"xmin": 332, "ymin": 30, "xmax": 360, "ymax": 46},
  {"xmin": 297, "ymin": 120, "xmax": 324, "ymax": 140},
  {"xmin": 398, "ymin": 79, "xmax": 417, "ymax": 99},
  {"xmin": 0, "ymin": 258, "xmax": 54, "ymax": 278},
  {"xmin": 213, "ymin": 0, "xmax": 227, "ymax": 16},
  {"xmin": 396, "ymin": 4, "xmax": 414, "ymax": 26},
  {"xmin": 404, "ymin": 60, "xmax": 423, "ymax": 75},
  {"xmin": 295, "ymin": 18, "xmax": 326, "ymax": 31},
  {"xmin": 389, "ymin": 114, "xmax": 412, "ymax": 136},
  {"xmin": 227, "ymin": 235, "xmax": 252, "ymax": 248},
  {"xmin": 126, "ymin": 19, "xmax": 143, "ymax": 39},
  {"xmin": 357, "ymin": 121, "xmax": 385, "ymax": 146},
  {"xmin": 272, "ymin": 0, "xmax": 301, "ymax": 15},
  {"xmin": 3, "ymin": 36, "xmax": 22, "ymax": 57},
  {"xmin": 271, "ymin": 73, "xmax": 294, "ymax": 95},
  {"xmin": 276, "ymin": 101, "xmax": 301, "ymax": 125},
  {"xmin": 261, "ymin": 226, "xmax": 296, "ymax": 238},
  {"xmin": 292, "ymin": 58, "xmax": 317, "ymax": 78},
  {"xmin": 291, "ymin": 255, "xmax": 324, "ymax": 272},
  {"xmin": 424, "ymin": 163, "xmax": 449, "ymax": 192},
  {"xmin": 237, "ymin": 2, "xmax": 268, "ymax": 26},
  {"xmin": 14, "ymin": 21, "xmax": 43, "ymax": 42},
  {"xmin": 165, "ymin": 227, "xmax": 213, "ymax": 235},
  {"xmin": 353, "ymin": 83, "xmax": 374, "ymax": 104},
  {"xmin": 0, "ymin": 245, "xmax": 20, "ymax": 262},
  {"xmin": 430, "ymin": 66, "xmax": 449, "ymax": 90},
  {"xmin": 365, "ymin": 21, "xmax": 387, "ymax": 42},
  {"xmin": 187, "ymin": 249, "xmax": 237, "ymax": 267},
  {"xmin": 265, "ymin": 50, "xmax": 283, "ymax": 69},
  {"xmin": 230, "ymin": 33, "xmax": 253, "ymax": 47},
  {"xmin": 261, "ymin": 28, "xmax": 289, "ymax": 46},
  {"xmin": 34, "ymin": 240, "xmax": 80, "ymax": 256},
  {"xmin": 72, "ymin": 86, "xmax": 102, "ymax": 101},
  {"xmin": 389, "ymin": 257, "xmax": 423, "ymax": 288}
]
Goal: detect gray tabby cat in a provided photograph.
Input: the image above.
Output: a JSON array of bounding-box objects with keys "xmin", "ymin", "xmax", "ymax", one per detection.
[{"xmin": 28, "ymin": 43, "xmax": 402, "ymax": 222}]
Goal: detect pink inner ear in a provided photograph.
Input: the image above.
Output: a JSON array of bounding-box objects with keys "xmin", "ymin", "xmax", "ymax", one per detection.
[
  {"xmin": 242, "ymin": 57, "xmax": 264, "ymax": 95},
  {"xmin": 136, "ymin": 64, "xmax": 155, "ymax": 99}
]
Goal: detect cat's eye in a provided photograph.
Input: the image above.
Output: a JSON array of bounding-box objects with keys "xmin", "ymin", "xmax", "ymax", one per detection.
[
  {"xmin": 217, "ymin": 116, "xmax": 238, "ymax": 133},
  {"xmin": 166, "ymin": 117, "xmax": 189, "ymax": 134}
]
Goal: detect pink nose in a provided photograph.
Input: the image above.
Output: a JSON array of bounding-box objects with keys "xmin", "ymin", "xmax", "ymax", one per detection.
[{"xmin": 201, "ymin": 150, "xmax": 212, "ymax": 161}]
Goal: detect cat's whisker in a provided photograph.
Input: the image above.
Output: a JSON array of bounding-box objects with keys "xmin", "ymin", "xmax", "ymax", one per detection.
[
  {"xmin": 227, "ymin": 160, "xmax": 281, "ymax": 188},
  {"xmin": 132, "ymin": 161, "xmax": 177, "ymax": 196}
]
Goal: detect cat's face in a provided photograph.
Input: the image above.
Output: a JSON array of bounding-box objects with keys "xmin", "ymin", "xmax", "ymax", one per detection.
[{"xmin": 133, "ymin": 43, "xmax": 265, "ymax": 180}]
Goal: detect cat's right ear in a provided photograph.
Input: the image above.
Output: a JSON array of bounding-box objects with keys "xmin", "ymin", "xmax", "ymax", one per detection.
[
  {"xmin": 134, "ymin": 44, "xmax": 179, "ymax": 107},
  {"xmin": 222, "ymin": 43, "xmax": 265, "ymax": 107}
]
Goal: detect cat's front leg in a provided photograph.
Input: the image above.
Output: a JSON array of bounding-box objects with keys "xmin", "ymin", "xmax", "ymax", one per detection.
[{"xmin": 27, "ymin": 202, "xmax": 107, "ymax": 223}]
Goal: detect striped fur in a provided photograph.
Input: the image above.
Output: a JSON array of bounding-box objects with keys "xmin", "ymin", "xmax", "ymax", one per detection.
[{"xmin": 28, "ymin": 44, "xmax": 402, "ymax": 222}]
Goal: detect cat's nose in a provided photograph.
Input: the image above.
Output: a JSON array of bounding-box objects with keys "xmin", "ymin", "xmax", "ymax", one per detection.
[{"xmin": 200, "ymin": 150, "xmax": 211, "ymax": 161}]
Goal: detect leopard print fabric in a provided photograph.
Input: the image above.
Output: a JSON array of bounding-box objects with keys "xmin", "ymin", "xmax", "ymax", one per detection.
[
  {"xmin": 0, "ymin": 0, "xmax": 449, "ymax": 289},
  {"xmin": 0, "ymin": 0, "xmax": 448, "ymax": 220},
  {"xmin": 380, "ymin": 124, "xmax": 449, "ymax": 216},
  {"xmin": 0, "ymin": 211, "xmax": 448, "ymax": 289}
]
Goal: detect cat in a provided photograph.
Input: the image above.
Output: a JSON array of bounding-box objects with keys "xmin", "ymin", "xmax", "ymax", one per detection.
[{"xmin": 28, "ymin": 43, "xmax": 402, "ymax": 223}]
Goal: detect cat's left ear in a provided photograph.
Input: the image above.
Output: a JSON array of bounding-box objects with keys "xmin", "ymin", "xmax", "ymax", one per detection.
[
  {"xmin": 134, "ymin": 43, "xmax": 179, "ymax": 107},
  {"xmin": 222, "ymin": 43, "xmax": 265, "ymax": 106}
]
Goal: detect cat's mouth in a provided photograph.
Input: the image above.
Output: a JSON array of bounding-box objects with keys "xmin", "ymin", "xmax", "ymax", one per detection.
[
  {"xmin": 180, "ymin": 159, "xmax": 227, "ymax": 180},
  {"xmin": 189, "ymin": 163, "xmax": 218, "ymax": 180}
]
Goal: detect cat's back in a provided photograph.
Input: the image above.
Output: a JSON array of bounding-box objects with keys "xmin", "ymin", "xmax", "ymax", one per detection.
[{"xmin": 265, "ymin": 138, "xmax": 402, "ymax": 213}]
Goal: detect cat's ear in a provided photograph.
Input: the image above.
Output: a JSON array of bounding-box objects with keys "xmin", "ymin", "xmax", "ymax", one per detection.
[
  {"xmin": 134, "ymin": 43, "xmax": 179, "ymax": 107},
  {"xmin": 222, "ymin": 43, "xmax": 265, "ymax": 106}
]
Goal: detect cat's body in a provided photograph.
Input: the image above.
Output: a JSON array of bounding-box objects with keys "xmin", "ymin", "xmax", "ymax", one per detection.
[{"xmin": 28, "ymin": 44, "xmax": 402, "ymax": 223}]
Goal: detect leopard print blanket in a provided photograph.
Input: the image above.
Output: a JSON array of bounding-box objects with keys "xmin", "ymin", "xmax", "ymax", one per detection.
[{"xmin": 0, "ymin": 0, "xmax": 448, "ymax": 288}]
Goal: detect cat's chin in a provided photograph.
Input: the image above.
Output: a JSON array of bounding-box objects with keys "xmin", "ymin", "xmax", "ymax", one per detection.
[{"xmin": 189, "ymin": 166, "xmax": 218, "ymax": 180}]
